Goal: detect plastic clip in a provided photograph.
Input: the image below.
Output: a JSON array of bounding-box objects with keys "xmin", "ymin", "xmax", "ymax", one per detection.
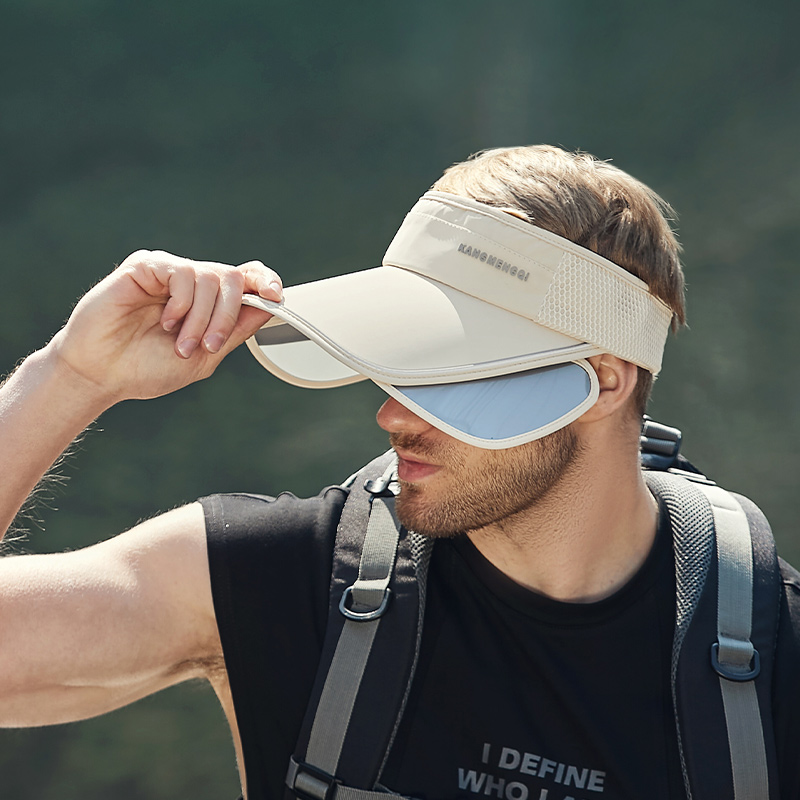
[{"xmin": 363, "ymin": 476, "xmax": 397, "ymax": 497}]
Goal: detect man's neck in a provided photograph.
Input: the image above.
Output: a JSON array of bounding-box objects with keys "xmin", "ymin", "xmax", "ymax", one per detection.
[{"xmin": 466, "ymin": 441, "xmax": 658, "ymax": 604}]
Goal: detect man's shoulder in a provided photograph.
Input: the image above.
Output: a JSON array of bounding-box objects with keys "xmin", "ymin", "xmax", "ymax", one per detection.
[
  {"xmin": 201, "ymin": 484, "xmax": 349, "ymax": 542},
  {"xmin": 200, "ymin": 485, "xmax": 350, "ymax": 593},
  {"xmin": 201, "ymin": 485, "xmax": 349, "ymax": 656}
]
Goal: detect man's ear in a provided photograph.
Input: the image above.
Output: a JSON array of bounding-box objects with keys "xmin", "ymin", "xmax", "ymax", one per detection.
[{"xmin": 577, "ymin": 354, "xmax": 639, "ymax": 425}]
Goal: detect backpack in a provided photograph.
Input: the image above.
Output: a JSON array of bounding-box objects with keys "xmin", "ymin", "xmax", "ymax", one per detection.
[{"xmin": 282, "ymin": 419, "xmax": 781, "ymax": 800}]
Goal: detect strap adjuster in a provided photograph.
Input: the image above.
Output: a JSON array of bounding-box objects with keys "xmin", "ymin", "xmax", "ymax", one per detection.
[
  {"xmin": 287, "ymin": 758, "xmax": 340, "ymax": 800},
  {"xmin": 711, "ymin": 642, "xmax": 761, "ymax": 682}
]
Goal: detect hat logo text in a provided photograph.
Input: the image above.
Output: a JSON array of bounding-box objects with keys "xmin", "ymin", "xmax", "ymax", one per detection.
[{"xmin": 457, "ymin": 243, "xmax": 529, "ymax": 281}]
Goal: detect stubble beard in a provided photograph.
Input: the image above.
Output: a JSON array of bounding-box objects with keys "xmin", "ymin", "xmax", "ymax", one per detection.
[{"xmin": 391, "ymin": 425, "xmax": 584, "ymax": 538}]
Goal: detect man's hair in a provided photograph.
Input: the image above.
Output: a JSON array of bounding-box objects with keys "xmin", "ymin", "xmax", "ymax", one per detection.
[{"xmin": 431, "ymin": 145, "xmax": 686, "ymax": 417}]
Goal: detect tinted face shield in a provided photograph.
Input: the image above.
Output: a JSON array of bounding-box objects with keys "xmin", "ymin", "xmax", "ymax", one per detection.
[{"xmin": 376, "ymin": 361, "xmax": 599, "ymax": 449}]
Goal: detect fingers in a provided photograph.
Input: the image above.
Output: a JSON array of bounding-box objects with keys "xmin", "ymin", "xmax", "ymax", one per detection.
[
  {"xmin": 238, "ymin": 259, "xmax": 283, "ymax": 303},
  {"xmin": 172, "ymin": 270, "xmax": 223, "ymax": 358},
  {"xmin": 160, "ymin": 266, "xmax": 196, "ymax": 333},
  {"xmin": 123, "ymin": 252, "xmax": 281, "ymax": 359}
]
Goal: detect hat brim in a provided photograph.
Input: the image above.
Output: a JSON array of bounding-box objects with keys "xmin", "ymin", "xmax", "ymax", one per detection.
[{"xmin": 243, "ymin": 266, "xmax": 602, "ymax": 388}]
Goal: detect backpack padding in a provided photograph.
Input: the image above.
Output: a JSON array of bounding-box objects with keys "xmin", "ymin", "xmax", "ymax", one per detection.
[
  {"xmin": 644, "ymin": 470, "xmax": 718, "ymax": 798},
  {"xmin": 645, "ymin": 472, "xmax": 780, "ymax": 800}
]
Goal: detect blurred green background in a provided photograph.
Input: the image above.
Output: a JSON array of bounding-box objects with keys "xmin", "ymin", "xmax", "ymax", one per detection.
[{"xmin": 2, "ymin": 0, "xmax": 799, "ymax": 797}]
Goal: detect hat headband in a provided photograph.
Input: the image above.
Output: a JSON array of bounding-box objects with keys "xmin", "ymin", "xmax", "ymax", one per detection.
[{"xmin": 383, "ymin": 192, "xmax": 672, "ymax": 374}]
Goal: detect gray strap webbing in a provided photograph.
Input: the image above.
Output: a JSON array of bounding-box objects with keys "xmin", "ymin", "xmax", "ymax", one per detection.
[
  {"xmin": 720, "ymin": 682, "xmax": 769, "ymax": 800},
  {"xmin": 304, "ymin": 615, "xmax": 382, "ymax": 775},
  {"xmin": 696, "ymin": 482, "xmax": 769, "ymax": 799},
  {"xmin": 335, "ymin": 787, "xmax": 400, "ymax": 800},
  {"xmin": 350, "ymin": 498, "xmax": 403, "ymax": 611},
  {"xmin": 302, "ymin": 464, "xmax": 402, "ymax": 783},
  {"xmin": 703, "ymin": 485, "xmax": 755, "ymax": 671}
]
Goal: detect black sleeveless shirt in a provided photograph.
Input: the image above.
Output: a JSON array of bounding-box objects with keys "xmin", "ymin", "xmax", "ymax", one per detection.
[{"xmin": 202, "ymin": 488, "xmax": 800, "ymax": 800}]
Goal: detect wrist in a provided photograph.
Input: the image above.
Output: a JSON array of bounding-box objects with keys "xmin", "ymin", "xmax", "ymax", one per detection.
[{"xmin": 33, "ymin": 340, "xmax": 120, "ymax": 419}]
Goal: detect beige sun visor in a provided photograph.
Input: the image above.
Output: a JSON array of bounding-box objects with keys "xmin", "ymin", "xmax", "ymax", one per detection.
[{"xmin": 243, "ymin": 191, "xmax": 672, "ymax": 389}]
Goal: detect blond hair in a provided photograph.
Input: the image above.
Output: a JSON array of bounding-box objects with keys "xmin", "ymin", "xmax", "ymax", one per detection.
[{"xmin": 432, "ymin": 145, "xmax": 686, "ymax": 414}]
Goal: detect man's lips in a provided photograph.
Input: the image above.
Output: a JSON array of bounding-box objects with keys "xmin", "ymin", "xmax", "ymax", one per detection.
[{"xmin": 395, "ymin": 450, "xmax": 442, "ymax": 482}]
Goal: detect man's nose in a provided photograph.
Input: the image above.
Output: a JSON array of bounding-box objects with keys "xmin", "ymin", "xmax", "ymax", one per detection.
[{"xmin": 376, "ymin": 396, "xmax": 434, "ymax": 435}]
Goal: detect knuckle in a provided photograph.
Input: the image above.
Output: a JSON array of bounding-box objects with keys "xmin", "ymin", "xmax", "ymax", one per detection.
[
  {"xmin": 223, "ymin": 270, "xmax": 246, "ymax": 292},
  {"xmin": 169, "ymin": 261, "xmax": 193, "ymax": 278},
  {"xmin": 167, "ymin": 296, "xmax": 192, "ymax": 315},
  {"xmin": 119, "ymin": 249, "xmax": 153, "ymax": 269},
  {"xmin": 198, "ymin": 270, "xmax": 221, "ymax": 288},
  {"xmin": 216, "ymin": 308, "xmax": 240, "ymax": 333},
  {"xmin": 194, "ymin": 272, "xmax": 222, "ymax": 299}
]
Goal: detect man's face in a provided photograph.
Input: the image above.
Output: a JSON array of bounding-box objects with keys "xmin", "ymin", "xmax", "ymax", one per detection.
[{"xmin": 376, "ymin": 397, "xmax": 583, "ymax": 537}]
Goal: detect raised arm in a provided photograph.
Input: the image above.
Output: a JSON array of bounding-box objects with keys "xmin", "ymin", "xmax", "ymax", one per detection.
[
  {"xmin": 0, "ymin": 250, "xmax": 279, "ymax": 536},
  {"xmin": 0, "ymin": 250, "xmax": 280, "ymax": 725}
]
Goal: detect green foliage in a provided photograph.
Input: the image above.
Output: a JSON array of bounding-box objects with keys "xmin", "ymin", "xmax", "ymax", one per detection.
[{"xmin": 2, "ymin": 0, "xmax": 799, "ymax": 797}]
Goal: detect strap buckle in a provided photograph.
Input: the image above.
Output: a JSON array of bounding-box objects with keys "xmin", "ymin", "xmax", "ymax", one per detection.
[
  {"xmin": 640, "ymin": 416, "xmax": 682, "ymax": 470},
  {"xmin": 710, "ymin": 642, "xmax": 761, "ymax": 682},
  {"xmin": 339, "ymin": 585, "xmax": 392, "ymax": 621},
  {"xmin": 363, "ymin": 476, "xmax": 398, "ymax": 497},
  {"xmin": 287, "ymin": 758, "xmax": 340, "ymax": 800}
]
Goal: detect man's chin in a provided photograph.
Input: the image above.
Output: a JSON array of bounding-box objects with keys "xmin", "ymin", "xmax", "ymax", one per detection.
[{"xmin": 395, "ymin": 489, "xmax": 466, "ymax": 539}]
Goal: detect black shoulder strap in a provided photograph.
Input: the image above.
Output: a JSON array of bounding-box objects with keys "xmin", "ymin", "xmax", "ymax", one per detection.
[
  {"xmin": 644, "ymin": 471, "xmax": 781, "ymax": 800},
  {"xmin": 286, "ymin": 451, "xmax": 433, "ymax": 800}
]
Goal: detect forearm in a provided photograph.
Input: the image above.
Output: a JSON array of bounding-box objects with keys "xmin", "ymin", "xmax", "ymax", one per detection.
[{"xmin": 0, "ymin": 343, "xmax": 112, "ymax": 538}]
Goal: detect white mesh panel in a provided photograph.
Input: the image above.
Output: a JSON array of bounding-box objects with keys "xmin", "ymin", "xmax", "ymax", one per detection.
[{"xmin": 537, "ymin": 252, "xmax": 672, "ymax": 372}]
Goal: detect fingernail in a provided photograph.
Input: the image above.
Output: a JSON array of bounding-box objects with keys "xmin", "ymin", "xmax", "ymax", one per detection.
[
  {"xmin": 177, "ymin": 338, "xmax": 197, "ymax": 358},
  {"xmin": 163, "ymin": 319, "xmax": 177, "ymax": 332},
  {"xmin": 204, "ymin": 333, "xmax": 224, "ymax": 354},
  {"xmin": 269, "ymin": 280, "xmax": 283, "ymax": 300}
]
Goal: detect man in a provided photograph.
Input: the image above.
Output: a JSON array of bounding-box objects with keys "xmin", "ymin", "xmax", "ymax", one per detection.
[{"xmin": 0, "ymin": 145, "xmax": 798, "ymax": 800}]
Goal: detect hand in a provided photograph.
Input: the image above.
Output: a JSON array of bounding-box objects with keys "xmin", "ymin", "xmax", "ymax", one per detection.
[{"xmin": 47, "ymin": 250, "xmax": 281, "ymax": 404}]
